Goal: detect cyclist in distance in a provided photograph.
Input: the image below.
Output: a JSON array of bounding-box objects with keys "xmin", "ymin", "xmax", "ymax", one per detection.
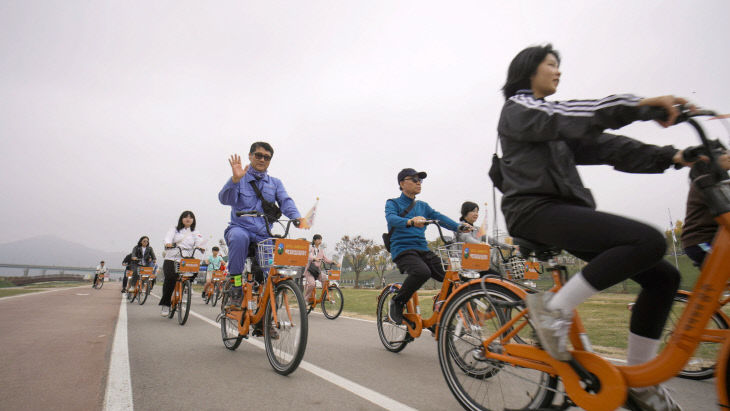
[
  {"xmin": 93, "ymin": 260, "xmax": 107, "ymax": 287},
  {"xmin": 218, "ymin": 141, "xmax": 304, "ymax": 306},
  {"xmin": 304, "ymin": 234, "xmax": 339, "ymax": 305},
  {"xmin": 160, "ymin": 210, "xmax": 206, "ymax": 316},
  {"xmin": 121, "ymin": 253, "xmax": 132, "ymax": 293},
  {"xmin": 202, "ymin": 246, "xmax": 224, "ymax": 299},
  {"xmin": 493, "ymin": 43, "xmax": 694, "ymax": 410},
  {"xmin": 129, "ymin": 236, "xmax": 156, "ymax": 293},
  {"xmin": 385, "ymin": 168, "xmax": 473, "ymax": 325}
]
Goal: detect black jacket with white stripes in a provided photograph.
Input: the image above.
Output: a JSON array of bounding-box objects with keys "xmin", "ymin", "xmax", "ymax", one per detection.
[{"xmin": 496, "ymin": 89, "xmax": 678, "ymax": 231}]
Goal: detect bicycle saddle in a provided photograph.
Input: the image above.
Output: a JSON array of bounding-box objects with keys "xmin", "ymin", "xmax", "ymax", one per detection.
[{"xmin": 512, "ymin": 237, "xmax": 562, "ymax": 261}]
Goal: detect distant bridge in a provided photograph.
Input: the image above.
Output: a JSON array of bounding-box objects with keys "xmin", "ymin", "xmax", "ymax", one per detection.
[{"xmin": 0, "ymin": 263, "xmax": 127, "ymax": 280}]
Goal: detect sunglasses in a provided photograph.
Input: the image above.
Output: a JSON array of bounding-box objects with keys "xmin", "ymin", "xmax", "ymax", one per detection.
[
  {"xmin": 253, "ymin": 152, "xmax": 272, "ymax": 161},
  {"xmin": 404, "ymin": 176, "xmax": 422, "ymax": 183}
]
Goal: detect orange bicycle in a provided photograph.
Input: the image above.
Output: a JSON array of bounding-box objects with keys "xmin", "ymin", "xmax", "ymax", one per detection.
[
  {"xmin": 204, "ymin": 270, "xmax": 226, "ymax": 307},
  {"xmin": 436, "ymin": 107, "xmax": 730, "ymax": 410},
  {"xmin": 165, "ymin": 246, "xmax": 202, "ymax": 325},
  {"xmin": 218, "ymin": 211, "xmax": 309, "ymax": 375},
  {"xmin": 93, "ymin": 272, "xmax": 105, "ymax": 289},
  {"xmin": 137, "ymin": 266, "xmax": 155, "ymax": 305},
  {"xmin": 376, "ymin": 221, "xmax": 494, "ymax": 352},
  {"xmin": 305, "ymin": 262, "xmax": 344, "ymax": 319}
]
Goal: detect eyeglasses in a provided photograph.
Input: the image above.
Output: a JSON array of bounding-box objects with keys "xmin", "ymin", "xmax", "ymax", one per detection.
[
  {"xmin": 404, "ymin": 176, "xmax": 422, "ymax": 184},
  {"xmin": 253, "ymin": 152, "xmax": 272, "ymax": 161}
]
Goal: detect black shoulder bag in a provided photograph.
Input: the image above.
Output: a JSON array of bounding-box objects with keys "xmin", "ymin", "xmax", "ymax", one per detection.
[
  {"xmin": 382, "ymin": 199, "xmax": 417, "ymax": 252},
  {"xmin": 249, "ymin": 180, "xmax": 283, "ymax": 222}
]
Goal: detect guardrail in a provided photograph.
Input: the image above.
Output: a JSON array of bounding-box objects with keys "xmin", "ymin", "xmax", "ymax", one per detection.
[{"xmin": 0, "ymin": 263, "xmax": 127, "ymax": 280}]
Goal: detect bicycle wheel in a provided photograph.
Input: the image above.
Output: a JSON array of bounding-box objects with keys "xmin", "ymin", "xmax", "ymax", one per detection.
[
  {"xmin": 322, "ymin": 286, "xmax": 344, "ymax": 320},
  {"xmin": 127, "ymin": 285, "xmax": 137, "ymax": 303},
  {"xmin": 204, "ymin": 285, "xmax": 212, "ymax": 305},
  {"xmin": 97, "ymin": 278, "xmax": 104, "ymax": 289},
  {"xmin": 438, "ymin": 284, "xmax": 557, "ymax": 411},
  {"xmin": 376, "ymin": 287, "xmax": 411, "ymax": 353},
  {"xmin": 168, "ymin": 284, "xmax": 178, "ymax": 319},
  {"xmin": 177, "ymin": 280, "xmax": 192, "ymax": 325},
  {"xmin": 264, "ymin": 279, "xmax": 308, "ymax": 375},
  {"xmin": 212, "ymin": 283, "xmax": 221, "ymax": 307},
  {"xmin": 139, "ymin": 280, "xmax": 150, "ymax": 305},
  {"xmin": 662, "ymin": 292, "xmax": 729, "ymax": 380}
]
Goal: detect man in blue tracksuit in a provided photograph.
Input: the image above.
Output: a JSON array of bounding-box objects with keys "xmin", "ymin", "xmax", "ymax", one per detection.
[
  {"xmin": 385, "ymin": 168, "xmax": 472, "ymax": 324},
  {"xmin": 219, "ymin": 141, "xmax": 303, "ymax": 306}
]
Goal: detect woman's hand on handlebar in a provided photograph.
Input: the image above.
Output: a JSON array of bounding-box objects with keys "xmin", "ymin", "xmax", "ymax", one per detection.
[
  {"xmin": 164, "ymin": 243, "xmax": 173, "ymax": 249},
  {"xmin": 458, "ymin": 222, "xmax": 475, "ymax": 233},
  {"xmin": 638, "ymin": 95, "xmax": 692, "ymax": 128}
]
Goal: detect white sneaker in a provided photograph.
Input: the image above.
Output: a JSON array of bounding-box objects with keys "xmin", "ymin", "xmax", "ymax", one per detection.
[
  {"xmin": 526, "ymin": 291, "xmax": 573, "ymax": 361},
  {"xmin": 628, "ymin": 384, "xmax": 683, "ymax": 411},
  {"xmin": 160, "ymin": 306, "xmax": 170, "ymax": 317}
]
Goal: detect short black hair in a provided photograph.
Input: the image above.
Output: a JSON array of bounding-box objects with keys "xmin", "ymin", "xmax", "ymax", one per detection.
[
  {"xmin": 249, "ymin": 141, "xmax": 274, "ymax": 156},
  {"xmin": 212, "ymin": 246, "xmax": 219, "ymax": 252},
  {"xmin": 460, "ymin": 201, "xmax": 479, "ymax": 222},
  {"xmin": 502, "ymin": 44, "xmax": 560, "ymax": 100},
  {"xmin": 312, "ymin": 234, "xmax": 322, "ymax": 245},
  {"xmin": 176, "ymin": 210, "xmax": 197, "ymax": 232},
  {"xmin": 137, "ymin": 236, "xmax": 149, "ymax": 247}
]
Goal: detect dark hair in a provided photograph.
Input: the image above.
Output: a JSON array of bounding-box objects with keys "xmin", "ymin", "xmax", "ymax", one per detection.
[
  {"xmin": 100, "ymin": 261, "xmax": 105, "ymax": 263},
  {"xmin": 212, "ymin": 246, "xmax": 219, "ymax": 252},
  {"xmin": 137, "ymin": 236, "xmax": 149, "ymax": 247},
  {"xmin": 176, "ymin": 210, "xmax": 197, "ymax": 231},
  {"xmin": 502, "ymin": 44, "xmax": 560, "ymax": 100},
  {"xmin": 312, "ymin": 234, "xmax": 322, "ymax": 245},
  {"xmin": 249, "ymin": 141, "xmax": 274, "ymax": 156},
  {"xmin": 460, "ymin": 201, "xmax": 479, "ymax": 222}
]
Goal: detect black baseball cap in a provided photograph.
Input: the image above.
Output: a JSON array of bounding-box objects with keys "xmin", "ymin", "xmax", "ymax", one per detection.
[{"xmin": 397, "ymin": 168, "xmax": 427, "ymax": 183}]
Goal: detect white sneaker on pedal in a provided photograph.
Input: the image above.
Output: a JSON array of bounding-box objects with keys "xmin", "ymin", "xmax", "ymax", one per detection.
[
  {"xmin": 628, "ymin": 384, "xmax": 683, "ymax": 411},
  {"xmin": 160, "ymin": 306, "xmax": 170, "ymax": 317},
  {"xmin": 525, "ymin": 291, "xmax": 573, "ymax": 361}
]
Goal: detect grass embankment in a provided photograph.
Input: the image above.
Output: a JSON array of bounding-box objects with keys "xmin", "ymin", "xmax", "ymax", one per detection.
[{"xmin": 0, "ymin": 280, "xmax": 89, "ymax": 298}]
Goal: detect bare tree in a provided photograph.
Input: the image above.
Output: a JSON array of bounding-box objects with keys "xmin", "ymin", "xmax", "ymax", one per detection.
[
  {"xmin": 335, "ymin": 235, "xmax": 373, "ymax": 288},
  {"xmin": 366, "ymin": 244, "xmax": 391, "ymax": 287}
]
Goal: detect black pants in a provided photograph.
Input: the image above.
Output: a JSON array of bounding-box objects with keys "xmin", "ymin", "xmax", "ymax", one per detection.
[
  {"xmin": 684, "ymin": 245, "xmax": 707, "ymax": 266},
  {"xmin": 393, "ymin": 250, "xmax": 445, "ymax": 305},
  {"xmin": 511, "ymin": 204, "xmax": 680, "ymax": 339},
  {"xmin": 129, "ymin": 265, "xmax": 141, "ymax": 289},
  {"xmin": 159, "ymin": 260, "xmax": 177, "ymax": 307},
  {"xmin": 92, "ymin": 274, "xmax": 99, "ymax": 286}
]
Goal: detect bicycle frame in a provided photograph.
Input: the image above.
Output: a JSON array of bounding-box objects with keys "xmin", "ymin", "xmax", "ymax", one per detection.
[
  {"xmin": 309, "ymin": 267, "xmax": 337, "ymax": 306},
  {"xmin": 225, "ymin": 268, "xmax": 295, "ymax": 336},
  {"xmin": 205, "ymin": 271, "xmax": 225, "ymax": 297}
]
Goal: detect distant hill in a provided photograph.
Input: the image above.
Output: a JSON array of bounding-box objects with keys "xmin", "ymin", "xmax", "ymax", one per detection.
[{"xmin": 0, "ymin": 235, "xmax": 127, "ymax": 275}]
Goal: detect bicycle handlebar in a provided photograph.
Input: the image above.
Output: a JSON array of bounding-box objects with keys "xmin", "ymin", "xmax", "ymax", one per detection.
[
  {"xmin": 164, "ymin": 244, "xmax": 204, "ymax": 259},
  {"xmin": 423, "ymin": 220, "xmax": 456, "ymax": 245},
  {"xmin": 233, "ymin": 210, "xmax": 300, "ymax": 238}
]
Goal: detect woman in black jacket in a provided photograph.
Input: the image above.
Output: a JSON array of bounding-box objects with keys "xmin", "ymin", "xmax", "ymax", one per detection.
[
  {"xmin": 129, "ymin": 236, "xmax": 157, "ymax": 291},
  {"xmin": 496, "ymin": 44, "xmax": 691, "ymax": 410}
]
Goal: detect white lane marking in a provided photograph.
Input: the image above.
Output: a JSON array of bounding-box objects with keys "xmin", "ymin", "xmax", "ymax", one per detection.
[
  {"xmin": 103, "ymin": 294, "xmax": 134, "ymax": 411},
  {"xmin": 0, "ymin": 285, "xmax": 88, "ymax": 301},
  {"xmin": 151, "ymin": 292, "xmax": 415, "ymax": 411}
]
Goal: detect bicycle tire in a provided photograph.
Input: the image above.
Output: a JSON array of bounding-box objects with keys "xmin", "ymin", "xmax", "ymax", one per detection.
[
  {"xmin": 220, "ymin": 286, "xmax": 244, "ymax": 350},
  {"xmin": 139, "ymin": 280, "xmax": 150, "ymax": 305},
  {"xmin": 437, "ymin": 283, "xmax": 557, "ymax": 411},
  {"xmin": 168, "ymin": 284, "xmax": 178, "ymax": 319},
  {"xmin": 127, "ymin": 286, "xmax": 137, "ymax": 303},
  {"xmin": 96, "ymin": 278, "xmax": 104, "ymax": 289},
  {"xmin": 321, "ymin": 286, "xmax": 344, "ymax": 320},
  {"xmin": 178, "ymin": 280, "xmax": 192, "ymax": 325},
  {"xmin": 664, "ymin": 292, "xmax": 729, "ymax": 380},
  {"xmin": 212, "ymin": 283, "xmax": 221, "ymax": 307},
  {"xmin": 204, "ymin": 285, "xmax": 212, "ymax": 304},
  {"xmin": 376, "ymin": 287, "xmax": 410, "ymax": 353},
  {"xmin": 264, "ymin": 279, "xmax": 308, "ymax": 375}
]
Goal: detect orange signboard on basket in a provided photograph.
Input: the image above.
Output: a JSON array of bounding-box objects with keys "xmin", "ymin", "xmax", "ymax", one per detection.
[
  {"xmin": 328, "ymin": 270, "xmax": 341, "ymax": 280},
  {"xmin": 461, "ymin": 243, "xmax": 491, "ymax": 270},
  {"xmin": 524, "ymin": 261, "xmax": 541, "ymax": 280},
  {"xmin": 179, "ymin": 258, "xmax": 201, "ymax": 272},
  {"xmin": 272, "ymin": 239, "xmax": 309, "ymax": 267},
  {"xmin": 139, "ymin": 267, "xmax": 154, "ymax": 275}
]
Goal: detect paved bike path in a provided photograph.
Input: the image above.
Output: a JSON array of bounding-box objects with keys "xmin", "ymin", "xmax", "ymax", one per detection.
[{"xmin": 0, "ymin": 285, "xmax": 120, "ymax": 411}]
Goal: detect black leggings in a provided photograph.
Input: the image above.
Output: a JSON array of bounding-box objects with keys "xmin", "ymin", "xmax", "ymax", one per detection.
[
  {"xmin": 511, "ymin": 204, "xmax": 680, "ymax": 339},
  {"xmin": 159, "ymin": 260, "xmax": 177, "ymax": 307}
]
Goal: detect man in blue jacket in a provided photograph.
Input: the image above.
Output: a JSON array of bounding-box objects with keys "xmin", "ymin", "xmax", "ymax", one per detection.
[
  {"xmin": 219, "ymin": 142, "xmax": 303, "ymax": 306},
  {"xmin": 385, "ymin": 168, "xmax": 472, "ymax": 325}
]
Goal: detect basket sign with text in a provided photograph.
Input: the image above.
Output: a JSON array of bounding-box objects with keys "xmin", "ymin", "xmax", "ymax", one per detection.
[
  {"xmin": 273, "ymin": 239, "xmax": 309, "ymax": 267},
  {"xmin": 139, "ymin": 267, "xmax": 154, "ymax": 276},
  {"xmin": 328, "ymin": 269, "xmax": 341, "ymax": 281},
  {"xmin": 524, "ymin": 261, "xmax": 541, "ymax": 280},
  {"xmin": 179, "ymin": 258, "xmax": 201, "ymax": 273},
  {"xmin": 461, "ymin": 243, "xmax": 492, "ymax": 270}
]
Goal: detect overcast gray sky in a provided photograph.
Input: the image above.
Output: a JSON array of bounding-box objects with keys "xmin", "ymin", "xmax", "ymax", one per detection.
[{"xmin": 1, "ymin": 1, "xmax": 729, "ymax": 257}]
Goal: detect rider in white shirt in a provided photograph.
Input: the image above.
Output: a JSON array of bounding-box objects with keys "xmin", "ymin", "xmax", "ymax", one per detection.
[{"xmin": 93, "ymin": 261, "xmax": 108, "ymax": 287}]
